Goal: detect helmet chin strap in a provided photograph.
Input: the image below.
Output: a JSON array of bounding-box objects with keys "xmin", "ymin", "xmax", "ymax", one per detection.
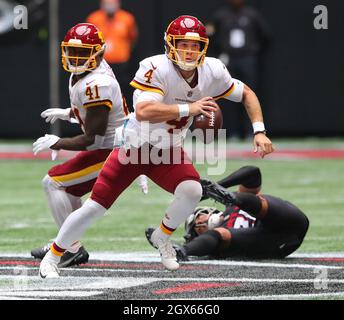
[
  {"xmin": 175, "ymin": 51, "xmax": 202, "ymax": 71},
  {"xmin": 176, "ymin": 53, "xmax": 196, "ymax": 71}
]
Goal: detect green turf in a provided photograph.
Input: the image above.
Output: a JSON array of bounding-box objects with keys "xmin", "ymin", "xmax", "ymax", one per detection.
[{"xmin": 1, "ymin": 150, "xmax": 344, "ymax": 254}]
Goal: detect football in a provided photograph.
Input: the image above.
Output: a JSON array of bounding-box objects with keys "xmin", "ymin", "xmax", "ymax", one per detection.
[{"xmin": 193, "ymin": 102, "xmax": 223, "ymax": 143}]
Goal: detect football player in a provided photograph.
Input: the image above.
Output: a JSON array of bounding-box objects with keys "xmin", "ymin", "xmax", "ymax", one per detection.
[
  {"xmin": 147, "ymin": 166, "xmax": 309, "ymax": 260},
  {"xmin": 39, "ymin": 15, "xmax": 274, "ymax": 277},
  {"xmin": 32, "ymin": 23, "xmax": 147, "ymax": 268}
]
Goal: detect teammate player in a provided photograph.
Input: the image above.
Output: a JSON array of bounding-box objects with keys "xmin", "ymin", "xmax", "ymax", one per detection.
[
  {"xmin": 39, "ymin": 15, "xmax": 274, "ymax": 277},
  {"xmin": 32, "ymin": 23, "xmax": 148, "ymax": 267},
  {"xmin": 146, "ymin": 166, "xmax": 309, "ymax": 260}
]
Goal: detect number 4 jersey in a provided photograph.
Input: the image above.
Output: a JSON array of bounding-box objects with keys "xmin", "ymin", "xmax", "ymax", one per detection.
[
  {"xmin": 126, "ymin": 54, "xmax": 245, "ymax": 149},
  {"xmin": 68, "ymin": 60, "xmax": 129, "ymax": 149}
]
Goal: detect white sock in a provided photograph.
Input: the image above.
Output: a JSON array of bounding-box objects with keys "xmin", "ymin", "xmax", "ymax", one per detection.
[
  {"xmin": 67, "ymin": 241, "xmax": 82, "ymax": 253},
  {"xmin": 162, "ymin": 180, "xmax": 202, "ymax": 231},
  {"xmin": 42, "ymin": 175, "xmax": 82, "ymax": 228},
  {"xmin": 55, "ymin": 199, "xmax": 106, "ymax": 250},
  {"xmin": 45, "ymin": 250, "xmax": 61, "ymax": 265},
  {"xmin": 153, "ymin": 227, "xmax": 170, "ymax": 241}
]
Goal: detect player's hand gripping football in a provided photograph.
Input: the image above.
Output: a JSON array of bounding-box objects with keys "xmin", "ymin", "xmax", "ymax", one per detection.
[
  {"xmin": 253, "ymin": 133, "xmax": 274, "ymax": 158},
  {"xmin": 41, "ymin": 108, "xmax": 78, "ymax": 124},
  {"xmin": 189, "ymin": 97, "xmax": 218, "ymax": 118},
  {"xmin": 33, "ymin": 134, "xmax": 60, "ymax": 160}
]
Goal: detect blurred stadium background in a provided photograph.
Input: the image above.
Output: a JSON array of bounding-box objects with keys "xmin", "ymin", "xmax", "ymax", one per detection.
[{"xmin": 0, "ymin": 0, "xmax": 343, "ymax": 269}]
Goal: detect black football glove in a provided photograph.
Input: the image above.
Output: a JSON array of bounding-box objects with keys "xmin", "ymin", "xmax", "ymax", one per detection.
[{"xmin": 200, "ymin": 179, "xmax": 236, "ymax": 207}]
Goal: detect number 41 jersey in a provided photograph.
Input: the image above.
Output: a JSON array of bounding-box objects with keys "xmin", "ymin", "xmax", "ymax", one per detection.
[
  {"xmin": 127, "ymin": 54, "xmax": 243, "ymax": 149},
  {"xmin": 68, "ymin": 60, "xmax": 129, "ymax": 149}
]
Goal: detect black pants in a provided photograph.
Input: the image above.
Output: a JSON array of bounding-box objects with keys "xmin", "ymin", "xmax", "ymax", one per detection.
[{"xmin": 217, "ymin": 195, "xmax": 309, "ymax": 259}]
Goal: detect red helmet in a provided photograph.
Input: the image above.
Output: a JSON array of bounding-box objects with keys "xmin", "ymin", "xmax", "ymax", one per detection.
[
  {"xmin": 61, "ymin": 23, "xmax": 106, "ymax": 74},
  {"xmin": 165, "ymin": 16, "xmax": 209, "ymax": 71}
]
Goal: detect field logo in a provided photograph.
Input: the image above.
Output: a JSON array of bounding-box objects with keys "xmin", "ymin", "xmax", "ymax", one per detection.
[
  {"xmin": 313, "ymin": 268, "xmax": 328, "ymax": 290},
  {"xmin": 14, "ymin": 5, "xmax": 28, "ymax": 30},
  {"xmin": 313, "ymin": 5, "xmax": 328, "ymax": 30}
]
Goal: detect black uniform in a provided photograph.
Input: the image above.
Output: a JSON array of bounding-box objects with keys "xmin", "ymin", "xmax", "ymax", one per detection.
[
  {"xmin": 182, "ymin": 166, "xmax": 309, "ymax": 259},
  {"xmin": 213, "ymin": 195, "xmax": 309, "ymax": 259}
]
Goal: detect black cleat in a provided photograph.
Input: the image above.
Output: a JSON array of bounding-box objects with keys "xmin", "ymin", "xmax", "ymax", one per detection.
[
  {"xmin": 172, "ymin": 243, "xmax": 189, "ymax": 262},
  {"xmin": 31, "ymin": 243, "xmax": 89, "ymax": 268},
  {"xmin": 31, "ymin": 243, "xmax": 52, "ymax": 260},
  {"xmin": 58, "ymin": 246, "xmax": 89, "ymax": 268},
  {"xmin": 145, "ymin": 227, "xmax": 189, "ymax": 262},
  {"xmin": 145, "ymin": 227, "xmax": 158, "ymax": 249}
]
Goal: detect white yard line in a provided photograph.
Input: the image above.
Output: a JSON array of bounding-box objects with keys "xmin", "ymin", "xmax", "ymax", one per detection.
[{"xmin": 0, "ymin": 291, "xmax": 103, "ymax": 298}]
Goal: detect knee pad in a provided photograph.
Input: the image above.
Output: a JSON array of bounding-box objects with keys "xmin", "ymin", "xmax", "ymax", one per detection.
[
  {"xmin": 234, "ymin": 192, "xmax": 262, "ymax": 217},
  {"xmin": 82, "ymin": 198, "xmax": 107, "ymax": 219},
  {"xmin": 175, "ymin": 180, "xmax": 203, "ymax": 202}
]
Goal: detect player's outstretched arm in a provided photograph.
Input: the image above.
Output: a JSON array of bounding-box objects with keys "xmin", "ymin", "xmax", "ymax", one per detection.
[
  {"xmin": 241, "ymin": 84, "xmax": 274, "ymax": 158},
  {"xmin": 216, "ymin": 166, "xmax": 262, "ymax": 189}
]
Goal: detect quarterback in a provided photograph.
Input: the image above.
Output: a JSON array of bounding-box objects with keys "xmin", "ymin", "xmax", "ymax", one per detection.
[
  {"xmin": 39, "ymin": 15, "xmax": 274, "ymax": 277},
  {"xmin": 32, "ymin": 23, "xmax": 147, "ymax": 267}
]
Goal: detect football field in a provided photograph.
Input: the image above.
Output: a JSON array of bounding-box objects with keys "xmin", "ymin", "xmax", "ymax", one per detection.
[{"xmin": 0, "ymin": 138, "xmax": 344, "ymax": 300}]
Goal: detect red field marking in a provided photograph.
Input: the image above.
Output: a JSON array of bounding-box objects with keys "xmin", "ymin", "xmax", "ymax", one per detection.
[
  {"xmin": 1, "ymin": 149, "xmax": 344, "ymax": 160},
  {"xmin": 305, "ymin": 258, "xmax": 344, "ymax": 263},
  {"xmin": 0, "ymin": 151, "xmax": 76, "ymax": 160},
  {"xmin": 153, "ymin": 282, "xmax": 240, "ymax": 295},
  {"xmin": 0, "ymin": 260, "xmax": 39, "ymax": 266},
  {"xmin": 227, "ymin": 149, "xmax": 344, "ymax": 159}
]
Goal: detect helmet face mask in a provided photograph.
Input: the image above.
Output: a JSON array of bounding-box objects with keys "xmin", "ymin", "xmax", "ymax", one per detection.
[
  {"xmin": 165, "ymin": 15, "xmax": 209, "ymax": 71},
  {"xmin": 184, "ymin": 207, "xmax": 223, "ymax": 241},
  {"xmin": 61, "ymin": 23, "xmax": 106, "ymax": 74}
]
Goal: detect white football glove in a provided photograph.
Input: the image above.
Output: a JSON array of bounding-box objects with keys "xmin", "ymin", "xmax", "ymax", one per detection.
[
  {"xmin": 41, "ymin": 108, "xmax": 78, "ymax": 124},
  {"xmin": 208, "ymin": 212, "xmax": 224, "ymax": 230},
  {"xmin": 33, "ymin": 134, "xmax": 60, "ymax": 160},
  {"xmin": 137, "ymin": 175, "xmax": 149, "ymax": 194}
]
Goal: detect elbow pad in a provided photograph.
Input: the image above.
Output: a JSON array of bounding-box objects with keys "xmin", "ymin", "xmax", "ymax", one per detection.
[{"xmin": 86, "ymin": 135, "xmax": 105, "ymax": 151}]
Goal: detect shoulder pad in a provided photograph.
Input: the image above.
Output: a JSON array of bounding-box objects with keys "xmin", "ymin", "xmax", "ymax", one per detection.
[
  {"xmin": 139, "ymin": 55, "xmax": 167, "ymax": 72},
  {"xmin": 204, "ymin": 57, "xmax": 227, "ymax": 80},
  {"xmin": 83, "ymin": 73, "xmax": 114, "ymax": 88}
]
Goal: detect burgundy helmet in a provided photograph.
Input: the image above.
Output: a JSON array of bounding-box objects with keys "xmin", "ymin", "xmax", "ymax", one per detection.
[
  {"xmin": 61, "ymin": 23, "xmax": 106, "ymax": 74},
  {"xmin": 165, "ymin": 15, "xmax": 209, "ymax": 70}
]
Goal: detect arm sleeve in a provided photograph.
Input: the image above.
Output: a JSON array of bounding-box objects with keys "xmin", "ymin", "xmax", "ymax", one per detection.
[
  {"xmin": 134, "ymin": 90, "xmax": 164, "ymax": 105},
  {"xmin": 224, "ymin": 78, "xmax": 244, "ymax": 103},
  {"xmin": 212, "ymin": 61, "xmax": 243, "ymax": 102},
  {"xmin": 217, "ymin": 166, "xmax": 262, "ymax": 189},
  {"xmin": 130, "ymin": 59, "xmax": 165, "ymax": 96}
]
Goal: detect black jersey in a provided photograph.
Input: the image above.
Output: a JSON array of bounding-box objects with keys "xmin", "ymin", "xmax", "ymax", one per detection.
[{"xmin": 221, "ymin": 205, "xmax": 256, "ymax": 229}]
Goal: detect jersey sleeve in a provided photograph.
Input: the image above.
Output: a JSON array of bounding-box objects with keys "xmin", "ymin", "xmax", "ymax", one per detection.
[
  {"xmin": 211, "ymin": 60, "xmax": 243, "ymax": 103},
  {"xmin": 130, "ymin": 58, "xmax": 165, "ymax": 96},
  {"xmin": 80, "ymin": 75, "xmax": 119, "ymax": 110},
  {"xmin": 224, "ymin": 78, "xmax": 244, "ymax": 103}
]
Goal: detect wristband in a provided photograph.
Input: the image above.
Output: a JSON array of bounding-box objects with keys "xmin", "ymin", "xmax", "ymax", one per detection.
[
  {"xmin": 178, "ymin": 104, "xmax": 189, "ymax": 118},
  {"xmin": 252, "ymin": 122, "xmax": 265, "ymax": 134},
  {"xmin": 254, "ymin": 130, "xmax": 267, "ymax": 136}
]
